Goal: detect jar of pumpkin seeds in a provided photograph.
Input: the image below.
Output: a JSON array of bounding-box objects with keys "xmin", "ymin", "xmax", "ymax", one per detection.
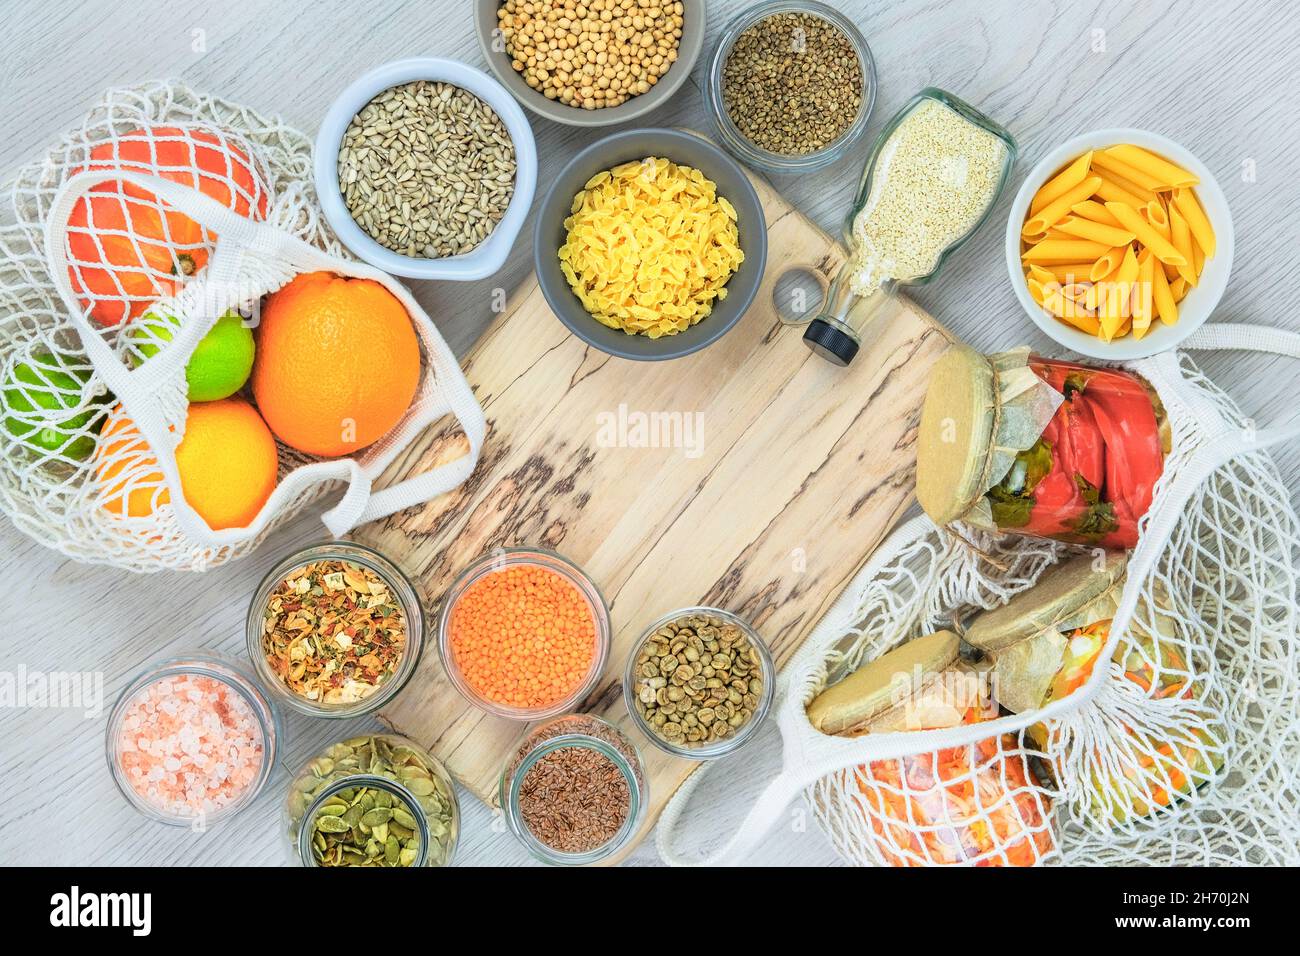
[{"xmin": 284, "ymin": 733, "xmax": 459, "ymax": 867}]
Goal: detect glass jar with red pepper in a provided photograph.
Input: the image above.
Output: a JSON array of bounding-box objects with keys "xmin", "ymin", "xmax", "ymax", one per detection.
[{"xmin": 916, "ymin": 345, "xmax": 1169, "ymax": 549}]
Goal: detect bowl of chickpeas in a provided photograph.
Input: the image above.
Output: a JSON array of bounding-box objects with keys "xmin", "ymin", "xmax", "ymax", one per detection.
[{"xmin": 475, "ymin": 0, "xmax": 703, "ymax": 126}]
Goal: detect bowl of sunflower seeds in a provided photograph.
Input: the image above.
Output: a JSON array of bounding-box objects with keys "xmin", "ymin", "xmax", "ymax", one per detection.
[{"xmin": 315, "ymin": 56, "xmax": 537, "ymax": 280}]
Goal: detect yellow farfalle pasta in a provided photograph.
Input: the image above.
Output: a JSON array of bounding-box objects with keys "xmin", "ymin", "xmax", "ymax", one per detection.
[
  {"xmin": 1021, "ymin": 143, "xmax": 1216, "ymax": 343},
  {"xmin": 557, "ymin": 157, "xmax": 744, "ymax": 338}
]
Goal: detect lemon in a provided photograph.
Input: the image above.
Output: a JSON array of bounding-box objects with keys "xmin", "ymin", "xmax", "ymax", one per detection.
[
  {"xmin": 128, "ymin": 308, "xmax": 255, "ymax": 402},
  {"xmin": 2, "ymin": 351, "xmax": 107, "ymax": 460}
]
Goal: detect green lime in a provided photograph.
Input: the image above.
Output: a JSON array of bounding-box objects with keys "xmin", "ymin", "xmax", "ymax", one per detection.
[
  {"xmin": 2, "ymin": 350, "xmax": 107, "ymax": 460},
  {"xmin": 128, "ymin": 308, "xmax": 255, "ymax": 402}
]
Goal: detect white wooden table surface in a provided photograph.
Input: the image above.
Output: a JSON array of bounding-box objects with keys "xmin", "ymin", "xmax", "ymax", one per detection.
[{"xmin": 2, "ymin": 0, "xmax": 1297, "ymax": 866}]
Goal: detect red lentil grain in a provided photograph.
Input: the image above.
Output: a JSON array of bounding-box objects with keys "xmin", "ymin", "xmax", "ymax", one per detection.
[{"xmin": 448, "ymin": 563, "xmax": 597, "ymax": 709}]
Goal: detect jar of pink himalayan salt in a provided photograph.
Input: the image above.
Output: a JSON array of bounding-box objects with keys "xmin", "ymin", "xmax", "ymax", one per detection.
[{"xmin": 107, "ymin": 653, "xmax": 282, "ymax": 827}]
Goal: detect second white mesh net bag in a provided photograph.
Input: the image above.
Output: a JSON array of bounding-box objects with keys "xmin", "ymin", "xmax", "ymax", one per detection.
[{"xmin": 659, "ymin": 324, "xmax": 1300, "ymax": 866}]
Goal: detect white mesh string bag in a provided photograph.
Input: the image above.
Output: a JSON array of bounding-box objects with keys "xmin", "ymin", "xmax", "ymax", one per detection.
[
  {"xmin": 0, "ymin": 82, "xmax": 484, "ymax": 572},
  {"xmin": 659, "ymin": 323, "xmax": 1300, "ymax": 866}
]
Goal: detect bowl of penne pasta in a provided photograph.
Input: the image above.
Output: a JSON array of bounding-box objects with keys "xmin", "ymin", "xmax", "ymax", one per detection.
[{"xmin": 1006, "ymin": 128, "xmax": 1233, "ymax": 360}]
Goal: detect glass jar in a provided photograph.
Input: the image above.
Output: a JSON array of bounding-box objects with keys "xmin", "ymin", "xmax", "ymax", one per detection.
[
  {"xmin": 917, "ymin": 345, "xmax": 1169, "ymax": 549},
  {"xmin": 623, "ymin": 606, "xmax": 775, "ymax": 760},
  {"xmin": 437, "ymin": 547, "xmax": 611, "ymax": 720},
  {"xmin": 499, "ymin": 714, "xmax": 647, "ymax": 866},
  {"xmin": 246, "ymin": 541, "xmax": 425, "ymax": 719},
  {"xmin": 107, "ymin": 652, "xmax": 281, "ymax": 827},
  {"xmin": 284, "ymin": 733, "xmax": 458, "ymax": 867},
  {"xmin": 803, "ymin": 88, "xmax": 1017, "ymax": 365},
  {"xmin": 704, "ymin": 0, "xmax": 877, "ymax": 175}
]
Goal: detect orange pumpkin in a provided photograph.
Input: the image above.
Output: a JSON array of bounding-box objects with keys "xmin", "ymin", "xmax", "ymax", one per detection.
[{"xmin": 66, "ymin": 125, "xmax": 269, "ymax": 326}]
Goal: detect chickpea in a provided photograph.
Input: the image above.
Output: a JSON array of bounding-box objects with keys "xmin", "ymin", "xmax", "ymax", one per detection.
[{"xmin": 497, "ymin": 0, "xmax": 682, "ymax": 108}]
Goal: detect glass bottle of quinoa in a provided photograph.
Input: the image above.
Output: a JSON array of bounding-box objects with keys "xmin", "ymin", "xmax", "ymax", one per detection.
[
  {"xmin": 916, "ymin": 344, "xmax": 1171, "ymax": 549},
  {"xmin": 802, "ymin": 88, "xmax": 1016, "ymax": 365}
]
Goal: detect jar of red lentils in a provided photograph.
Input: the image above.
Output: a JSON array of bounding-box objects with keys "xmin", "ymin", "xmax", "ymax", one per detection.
[
  {"xmin": 106, "ymin": 653, "xmax": 281, "ymax": 827},
  {"xmin": 437, "ymin": 547, "xmax": 611, "ymax": 720}
]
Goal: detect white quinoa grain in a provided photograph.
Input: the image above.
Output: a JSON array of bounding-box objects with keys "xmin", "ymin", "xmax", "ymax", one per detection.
[{"xmin": 849, "ymin": 98, "xmax": 1008, "ymax": 297}]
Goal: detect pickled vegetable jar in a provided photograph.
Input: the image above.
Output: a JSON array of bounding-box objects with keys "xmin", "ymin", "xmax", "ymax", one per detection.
[
  {"xmin": 917, "ymin": 345, "xmax": 1169, "ymax": 548},
  {"xmin": 1030, "ymin": 621, "xmax": 1225, "ymax": 828}
]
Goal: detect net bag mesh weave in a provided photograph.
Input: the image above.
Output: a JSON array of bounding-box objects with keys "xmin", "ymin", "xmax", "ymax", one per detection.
[
  {"xmin": 0, "ymin": 82, "xmax": 482, "ymax": 572},
  {"xmin": 659, "ymin": 333, "xmax": 1300, "ymax": 867}
]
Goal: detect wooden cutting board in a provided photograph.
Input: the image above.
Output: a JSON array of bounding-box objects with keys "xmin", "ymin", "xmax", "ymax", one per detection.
[{"xmin": 356, "ymin": 171, "xmax": 951, "ymax": 859}]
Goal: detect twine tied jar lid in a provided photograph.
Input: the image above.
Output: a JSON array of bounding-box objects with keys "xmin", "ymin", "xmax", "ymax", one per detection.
[{"xmin": 916, "ymin": 344, "xmax": 1064, "ymax": 529}]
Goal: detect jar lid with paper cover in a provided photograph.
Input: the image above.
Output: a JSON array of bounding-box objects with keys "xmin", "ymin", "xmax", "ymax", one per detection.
[
  {"xmin": 916, "ymin": 345, "xmax": 1170, "ymax": 549},
  {"xmin": 806, "ymin": 630, "xmax": 996, "ymax": 736},
  {"xmin": 964, "ymin": 551, "xmax": 1129, "ymax": 713}
]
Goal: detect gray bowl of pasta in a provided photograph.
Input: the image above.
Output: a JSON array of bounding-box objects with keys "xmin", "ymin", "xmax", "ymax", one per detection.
[{"xmin": 533, "ymin": 128, "xmax": 767, "ymax": 361}]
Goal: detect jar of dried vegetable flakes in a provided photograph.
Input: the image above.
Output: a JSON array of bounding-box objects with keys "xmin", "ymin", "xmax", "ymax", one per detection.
[
  {"xmin": 247, "ymin": 541, "xmax": 426, "ymax": 718},
  {"xmin": 284, "ymin": 733, "xmax": 459, "ymax": 867},
  {"xmin": 499, "ymin": 714, "xmax": 647, "ymax": 866}
]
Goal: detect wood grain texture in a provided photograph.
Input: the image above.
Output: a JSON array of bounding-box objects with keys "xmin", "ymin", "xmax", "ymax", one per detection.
[
  {"xmin": 356, "ymin": 174, "xmax": 948, "ymax": 845},
  {"xmin": 0, "ymin": 0, "xmax": 1297, "ymax": 867}
]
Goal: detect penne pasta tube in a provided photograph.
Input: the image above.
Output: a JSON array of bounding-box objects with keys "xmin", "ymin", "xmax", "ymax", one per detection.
[
  {"xmin": 1026, "ymin": 264, "xmax": 1058, "ymax": 286},
  {"xmin": 1133, "ymin": 249, "xmax": 1155, "ymax": 334},
  {"xmin": 1023, "ymin": 176, "xmax": 1104, "ymax": 237},
  {"xmin": 1098, "ymin": 292, "xmax": 1126, "ymax": 341},
  {"xmin": 1092, "ymin": 148, "xmax": 1165, "ymax": 191},
  {"xmin": 1106, "ymin": 201, "xmax": 1187, "ymax": 265},
  {"xmin": 1092, "ymin": 177, "xmax": 1148, "ymax": 209},
  {"xmin": 1089, "ymin": 246, "xmax": 1127, "ymax": 282},
  {"xmin": 1070, "ymin": 199, "xmax": 1123, "ymax": 227},
  {"xmin": 1028, "ymin": 276, "xmax": 1062, "ymax": 307},
  {"xmin": 1168, "ymin": 206, "xmax": 1198, "ymax": 286},
  {"xmin": 1038, "ymin": 262, "xmax": 1096, "ymax": 282},
  {"xmin": 1022, "ymin": 238, "xmax": 1112, "ymax": 263},
  {"xmin": 1143, "ymin": 200, "xmax": 1172, "ymax": 241},
  {"xmin": 1106, "ymin": 144, "xmax": 1199, "ymax": 188},
  {"xmin": 1029, "ymin": 150, "xmax": 1095, "ymax": 215},
  {"xmin": 1171, "ymin": 187, "xmax": 1216, "ymax": 257},
  {"xmin": 1044, "ymin": 227, "xmax": 1074, "ymax": 240},
  {"xmin": 1055, "ymin": 308, "xmax": 1102, "ymax": 336},
  {"xmin": 1056, "ymin": 215, "xmax": 1136, "ymax": 247},
  {"xmin": 1094, "ymin": 167, "xmax": 1158, "ymax": 205},
  {"xmin": 1151, "ymin": 257, "xmax": 1178, "ymax": 326},
  {"xmin": 1114, "ymin": 245, "xmax": 1140, "ymax": 319},
  {"xmin": 1170, "ymin": 276, "xmax": 1190, "ymax": 303}
]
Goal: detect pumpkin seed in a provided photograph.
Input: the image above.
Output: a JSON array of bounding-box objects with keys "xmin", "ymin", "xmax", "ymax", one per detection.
[{"xmin": 288, "ymin": 735, "xmax": 457, "ymax": 867}]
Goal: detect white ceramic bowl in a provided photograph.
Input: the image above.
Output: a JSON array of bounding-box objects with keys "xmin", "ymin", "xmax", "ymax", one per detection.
[
  {"xmin": 1005, "ymin": 128, "xmax": 1233, "ymax": 360},
  {"xmin": 314, "ymin": 57, "xmax": 537, "ymax": 281}
]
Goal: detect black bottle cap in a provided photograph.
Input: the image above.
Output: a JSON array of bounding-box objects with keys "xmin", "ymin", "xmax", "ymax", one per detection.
[{"xmin": 803, "ymin": 318, "xmax": 859, "ymax": 366}]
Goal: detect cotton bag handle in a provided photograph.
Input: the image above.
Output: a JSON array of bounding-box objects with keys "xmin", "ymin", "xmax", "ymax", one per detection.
[{"xmin": 44, "ymin": 170, "xmax": 485, "ymax": 544}]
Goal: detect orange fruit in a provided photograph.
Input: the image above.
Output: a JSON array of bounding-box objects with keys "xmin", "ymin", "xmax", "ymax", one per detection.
[
  {"xmin": 95, "ymin": 404, "xmax": 167, "ymax": 518},
  {"xmin": 175, "ymin": 398, "xmax": 279, "ymax": 530},
  {"xmin": 252, "ymin": 272, "xmax": 420, "ymax": 457},
  {"xmin": 94, "ymin": 398, "xmax": 278, "ymax": 530}
]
